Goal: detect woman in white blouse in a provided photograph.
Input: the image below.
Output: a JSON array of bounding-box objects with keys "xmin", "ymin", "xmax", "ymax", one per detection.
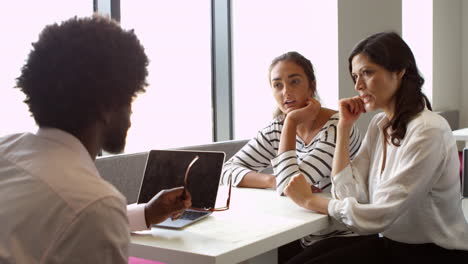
[{"xmin": 284, "ymin": 32, "xmax": 468, "ymax": 262}]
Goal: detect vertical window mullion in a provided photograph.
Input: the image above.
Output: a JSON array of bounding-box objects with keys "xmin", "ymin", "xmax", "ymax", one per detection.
[{"xmin": 212, "ymin": 0, "xmax": 234, "ymax": 142}]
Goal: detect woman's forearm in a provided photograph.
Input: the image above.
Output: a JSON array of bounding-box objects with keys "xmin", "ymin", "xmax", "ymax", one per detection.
[
  {"xmin": 237, "ymin": 172, "xmax": 276, "ymax": 188},
  {"xmin": 332, "ymin": 123, "xmax": 352, "ymax": 177},
  {"xmin": 278, "ymin": 117, "xmax": 297, "ymax": 155},
  {"xmin": 304, "ymin": 195, "xmax": 330, "ymax": 215}
]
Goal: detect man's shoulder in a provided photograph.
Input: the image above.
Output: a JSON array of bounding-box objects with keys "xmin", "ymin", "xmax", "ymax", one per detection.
[
  {"xmin": 49, "ymin": 167, "xmax": 127, "ymax": 215},
  {"xmin": 0, "ymin": 132, "xmax": 33, "ymax": 152},
  {"xmin": 0, "ymin": 132, "xmax": 127, "ymax": 213},
  {"xmin": 13, "ymin": 158, "xmax": 125, "ymax": 215}
]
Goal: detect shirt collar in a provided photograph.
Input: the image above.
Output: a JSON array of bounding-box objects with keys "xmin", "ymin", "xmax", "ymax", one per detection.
[
  {"xmin": 377, "ymin": 113, "xmax": 390, "ymax": 132},
  {"xmin": 36, "ymin": 127, "xmax": 95, "ymax": 165}
]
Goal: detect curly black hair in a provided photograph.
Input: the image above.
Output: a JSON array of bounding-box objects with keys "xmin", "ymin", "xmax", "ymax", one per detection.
[{"xmin": 16, "ymin": 15, "xmax": 148, "ymax": 135}]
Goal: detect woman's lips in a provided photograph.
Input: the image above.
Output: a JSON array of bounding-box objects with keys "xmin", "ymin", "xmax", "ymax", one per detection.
[
  {"xmin": 361, "ymin": 95, "xmax": 371, "ymax": 104},
  {"xmin": 284, "ymin": 100, "xmax": 297, "ymax": 108}
]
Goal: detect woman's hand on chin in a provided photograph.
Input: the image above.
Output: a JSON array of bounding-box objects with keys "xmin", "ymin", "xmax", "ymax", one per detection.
[
  {"xmin": 286, "ymin": 97, "xmax": 321, "ymax": 125},
  {"xmin": 338, "ymin": 96, "xmax": 365, "ymax": 128}
]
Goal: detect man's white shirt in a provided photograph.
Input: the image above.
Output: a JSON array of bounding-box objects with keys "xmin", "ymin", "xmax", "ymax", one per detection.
[{"xmin": 0, "ymin": 128, "xmax": 143, "ymax": 263}]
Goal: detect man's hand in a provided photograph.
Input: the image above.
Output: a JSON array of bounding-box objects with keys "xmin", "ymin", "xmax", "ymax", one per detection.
[{"xmin": 144, "ymin": 186, "xmax": 192, "ymax": 227}]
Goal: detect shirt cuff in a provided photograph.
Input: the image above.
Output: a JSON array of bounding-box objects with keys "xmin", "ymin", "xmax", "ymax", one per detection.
[
  {"xmin": 232, "ymin": 167, "xmax": 252, "ymax": 187},
  {"xmin": 127, "ymin": 203, "xmax": 148, "ymax": 232},
  {"xmin": 330, "ymin": 164, "xmax": 353, "ymax": 200},
  {"xmin": 328, "ymin": 199, "xmax": 338, "ymax": 218}
]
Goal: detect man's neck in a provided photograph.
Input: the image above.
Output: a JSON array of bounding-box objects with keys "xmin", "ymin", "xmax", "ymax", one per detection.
[{"xmin": 72, "ymin": 125, "xmax": 101, "ymax": 161}]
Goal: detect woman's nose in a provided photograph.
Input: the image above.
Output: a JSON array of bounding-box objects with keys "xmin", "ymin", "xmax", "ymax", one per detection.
[
  {"xmin": 283, "ymin": 84, "xmax": 292, "ymax": 94},
  {"xmin": 355, "ymin": 77, "xmax": 364, "ymax": 91}
]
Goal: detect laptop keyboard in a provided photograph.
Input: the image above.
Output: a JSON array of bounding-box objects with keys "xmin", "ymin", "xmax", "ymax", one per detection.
[{"xmin": 181, "ymin": 210, "xmax": 209, "ymax": 220}]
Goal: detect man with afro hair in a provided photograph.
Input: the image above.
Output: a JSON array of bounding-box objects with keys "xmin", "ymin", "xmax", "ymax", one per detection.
[{"xmin": 0, "ymin": 15, "xmax": 191, "ymax": 263}]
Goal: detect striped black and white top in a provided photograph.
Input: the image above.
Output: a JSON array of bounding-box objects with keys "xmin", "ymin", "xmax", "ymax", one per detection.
[{"xmin": 221, "ymin": 113, "xmax": 362, "ymax": 195}]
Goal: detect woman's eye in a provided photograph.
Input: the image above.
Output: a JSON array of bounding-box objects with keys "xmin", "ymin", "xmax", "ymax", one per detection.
[
  {"xmin": 291, "ymin": 79, "xmax": 300, "ymax": 85},
  {"xmin": 273, "ymin": 83, "xmax": 282, "ymax": 89},
  {"xmin": 363, "ymin": 69, "xmax": 372, "ymax": 75}
]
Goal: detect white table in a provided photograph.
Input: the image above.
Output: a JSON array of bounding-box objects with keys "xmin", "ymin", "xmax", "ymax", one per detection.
[
  {"xmin": 453, "ymin": 128, "xmax": 468, "ymax": 148},
  {"xmin": 130, "ymin": 187, "xmax": 330, "ymax": 264}
]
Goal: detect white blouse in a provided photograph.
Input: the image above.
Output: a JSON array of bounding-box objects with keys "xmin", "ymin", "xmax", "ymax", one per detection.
[{"xmin": 328, "ymin": 109, "xmax": 468, "ymax": 250}]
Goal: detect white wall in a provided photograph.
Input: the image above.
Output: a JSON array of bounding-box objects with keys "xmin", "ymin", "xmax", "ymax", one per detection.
[
  {"xmin": 338, "ymin": 0, "xmax": 402, "ymax": 134},
  {"xmin": 462, "ymin": 0, "xmax": 468, "ymax": 129},
  {"xmin": 433, "ymin": 0, "xmax": 462, "ymax": 114}
]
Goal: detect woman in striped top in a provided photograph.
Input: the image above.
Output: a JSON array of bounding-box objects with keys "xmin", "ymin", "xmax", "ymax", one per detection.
[{"xmin": 221, "ymin": 51, "xmax": 361, "ymax": 195}]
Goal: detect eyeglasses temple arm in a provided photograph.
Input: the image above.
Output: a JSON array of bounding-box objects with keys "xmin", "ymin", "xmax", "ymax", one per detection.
[
  {"xmin": 182, "ymin": 155, "xmax": 199, "ymax": 199},
  {"xmin": 226, "ymin": 175, "xmax": 232, "ymax": 207}
]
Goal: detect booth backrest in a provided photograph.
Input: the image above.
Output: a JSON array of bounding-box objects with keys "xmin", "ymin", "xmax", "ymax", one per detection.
[
  {"xmin": 436, "ymin": 110, "xmax": 459, "ymax": 131},
  {"xmin": 95, "ymin": 152, "xmax": 148, "ymax": 204},
  {"xmin": 95, "ymin": 139, "xmax": 249, "ymax": 204}
]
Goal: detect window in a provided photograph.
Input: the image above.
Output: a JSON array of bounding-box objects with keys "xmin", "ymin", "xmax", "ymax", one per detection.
[
  {"xmin": 402, "ymin": 0, "xmax": 433, "ymax": 102},
  {"xmin": 0, "ymin": 1, "xmax": 92, "ymax": 136},
  {"xmin": 120, "ymin": 0, "xmax": 213, "ymax": 152},
  {"xmin": 231, "ymin": 0, "xmax": 338, "ymax": 139}
]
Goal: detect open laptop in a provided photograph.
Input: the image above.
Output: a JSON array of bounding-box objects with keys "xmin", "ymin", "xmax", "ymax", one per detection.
[{"xmin": 137, "ymin": 149, "xmax": 226, "ymax": 229}]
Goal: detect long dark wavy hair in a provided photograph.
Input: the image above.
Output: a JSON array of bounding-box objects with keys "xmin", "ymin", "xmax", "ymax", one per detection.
[{"xmin": 348, "ymin": 32, "xmax": 431, "ymax": 146}]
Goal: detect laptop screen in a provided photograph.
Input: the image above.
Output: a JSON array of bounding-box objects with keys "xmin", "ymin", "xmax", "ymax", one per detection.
[{"xmin": 137, "ymin": 150, "xmax": 226, "ymax": 208}]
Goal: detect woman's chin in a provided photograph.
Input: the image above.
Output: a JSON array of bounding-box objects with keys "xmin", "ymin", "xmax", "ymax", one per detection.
[
  {"xmin": 285, "ymin": 105, "xmax": 302, "ymax": 113},
  {"xmin": 364, "ymin": 102, "xmax": 376, "ymax": 113}
]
